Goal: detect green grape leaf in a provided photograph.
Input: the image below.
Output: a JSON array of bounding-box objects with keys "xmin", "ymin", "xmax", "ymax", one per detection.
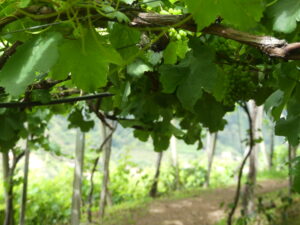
[
  {"xmin": 68, "ymin": 109, "xmax": 95, "ymax": 132},
  {"xmin": 275, "ymin": 84, "xmax": 300, "ymax": 146},
  {"xmin": 146, "ymin": 51, "xmax": 163, "ymax": 66},
  {"xmin": 31, "ymin": 90, "xmax": 52, "ymax": 104},
  {"xmin": 120, "ymin": 0, "xmax": 135, "ymax": 4},
  {"xmin": 186, "ymin": 0, "xmax": 264, "ymax": 30},
  {"xmin": 188, "ymin": 39, "xmax": 218, "ymax": 94},
  {"xmin": 18, "ymin": 0, "xmax": 31, "ymax": 7},
  {"xmin": 194, "ymin": 94, "xmax": 227, "ymax": 132},
  {"xmin": 151, "ymin": 121, "xmax": 172, "ymax": 151},
  {"xmin": 52, "ymin": 30, "xmax": 121, "ymax": 91},
  {"xmin": 160, "ymin": 41, "xmax": 218, "ymax": 111},
  {"xmin": 176, "ymin": 73, "xmax": 203, "ymax": 110},
  {"xmin": 293, "ymin": 157, "xmax": 300, "ymax": 194},
  {"xmin": 176, "ymin": 40, "xmax": 189, "ymax": 59},
  {"xmin": 0, "ymin": 32, "xmax": 62, "ymax": 96},
  {"xmin": 266, "ymin": 64, "xmax": 297, "ymax": 120},
  {"xmin": 159, "ymin": 64, "xmax": 188, "ymax": 93},
  {"xmin": 0, "ymin": 117, "xmax": 18, "ymax": 141},
  {"xmin": 179, "ymin": 118, "xmax": 202, "ymax": 147},
  {"xmin": 186, "ymin": 0, "xmax": 219, "ymax": 30},
  {"xmin": 220, "ymin": 0, "xmax": 264, "ymax": 28},
  {"xmin": 163, "ymin": 41, "xmax": 178, "ymax": 64},
  {"xmin": 275, "ymin": 116, "xmax": 300, "ymax": 146},
  {"xmin": 133, "ymin": 130, "xmax": 150, "ymax": 142},
  {"xmin": 269, "ymin": 0, "xmax": 300, "ymax": 33},
  {"xmin": 109, "ymin": 23, "xmax": 141, "ymax": 59},
  {"xmin": 0, "ymin": 110, "xmax": 25, "ymax": 151},
  {"xmin": 264, "ymin": 90, "xmax": 284, "ymax": 116},
  {"xmin": 127, "ymin": 59, "xmax": 153, "ymax": 77}
]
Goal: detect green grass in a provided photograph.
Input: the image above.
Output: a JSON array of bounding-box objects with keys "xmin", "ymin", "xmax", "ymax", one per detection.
[
  {"xmin": 257, "ymin": 169, "xmax": 288, "ymax": 180},
  {"xmin": 95, "ymin": 198, "xmax": 152, "ymax": 225}
]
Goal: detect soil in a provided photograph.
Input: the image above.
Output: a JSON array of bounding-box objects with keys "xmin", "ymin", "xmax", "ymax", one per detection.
[{"xmin": 130, "ymin": 179, "xmax": 288, "ymax": 225}]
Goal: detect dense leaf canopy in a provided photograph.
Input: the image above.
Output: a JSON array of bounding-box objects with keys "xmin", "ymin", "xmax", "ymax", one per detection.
[{"xmin": 1, "ymin": 0, "xmax": 300, "ymax": 152}]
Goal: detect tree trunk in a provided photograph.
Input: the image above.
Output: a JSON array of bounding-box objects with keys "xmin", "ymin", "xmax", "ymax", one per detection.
[
  {"xmin": 242, "ymin": 102, "xmax": 261, "ymax": 216},
  {"xmin": 71, "ymin": 130, "xmax": 85, "ymax": 225},
  {"xmin": 269, "ymin": 127, "xmax": 275, "ymax": 169},
  {"xmin": 149, "ymin": 152, "xmax": 163, "ymax": 198},
  {"xmin": 19, "ymin": 140, "xmax": 30, "ymax": 225},
  {"xmin": 204, "ymin": 132, "xmax": 218, "ymax": 188},
  {"xmin": 99, "ymin": 123, "xmax": 113, "ymax": 218},
  {"xmin": 255, "ymin": 106, "xmax": 269, "ymax": 169},
  {"xmin": 288, "ymin": 144, "xmax": 297, "ymax": 194},
  {"xmin": 170, "ymin": 136, "xmax": 180, "ymax": 190},
  {"xmin": 2, "ymin": 151, "xmax": 14, "ymax": 225}
]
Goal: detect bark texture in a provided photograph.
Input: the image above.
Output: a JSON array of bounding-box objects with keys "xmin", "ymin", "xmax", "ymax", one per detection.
[
  {"xmin": 99, "ymin": 122, "xmax": 114, "ymax": 218},
  {"xmin": 204, "ymin": 132, "xmax": 218, "ymax": 188},
  {"xmin": 19, "ymin": 140, "xmax": 30, "ymax": 225},
  {"xmin": 71, "ymin": 130, "xmax": 85, "ymax": 225},
  {"xmin": 242, "ymin": 103, "xmax": 262, "ymax": 216},
  {"xmin": 170, "ymin": 136, "xmax": 180, "ymax": 190},
  {"xmin": 2, "ymin": 152, "xmax": 14, "ymax": 225},
  {"xmin": 149, "ymin": 152, "xmax": 164, "ymax": 198}
]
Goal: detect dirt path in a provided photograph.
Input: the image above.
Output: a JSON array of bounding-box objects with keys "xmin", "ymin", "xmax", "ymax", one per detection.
[{"xmin": 132, "ymin": 180, "xmax": 288, "ymax": 225}]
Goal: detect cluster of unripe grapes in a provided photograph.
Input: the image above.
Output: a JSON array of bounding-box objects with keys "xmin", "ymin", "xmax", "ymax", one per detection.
[{"xmin": 223, "ymin": 69, "xmax": 257, "ymax": 106}]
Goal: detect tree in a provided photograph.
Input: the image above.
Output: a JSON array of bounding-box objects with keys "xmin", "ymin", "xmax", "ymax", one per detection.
[
  {"xmin": 288, "ymin": 144, "xmax": 298, "ymax": 194},
  {"xmin": 71, "ymin": 130, "xmax": 85, "ymax": 225},
  {"xmin": 19, "ymin": 139, "xmax": 30, "ymax": 225},
  {"xmin": 242, "ymin": 102, "xmax": 262, "ymax": 216},
  {"xmin": 204, "ymin": 132, "xmax": 218, "ymax": 188},
  {"xmin": 99, "ymin": 122, "xmax": 116, "ymax": 218},
  {"xmin": 269, "ymin": 126, "xmax": 275, "ymax": 169},
  {"xmin": 170, "ymin": 135, "xmax": 180, "ymax": 190},
  {"xmin": 149, "ymin": 152, "xmax": 164, "ymax": 198}
]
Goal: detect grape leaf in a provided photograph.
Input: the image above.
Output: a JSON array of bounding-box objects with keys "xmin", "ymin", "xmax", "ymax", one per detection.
[
  {"xmin": 127, "ymin": 59, "xmax": 153, "ymax": 77},
  {"xmin": 160, "ymin": 40, "xmax": 218, "ymax": 111},
  {"xmin": 151, "ymin": 121, "xmax": 172, "ymax": 151},
  {"xmin": 0, "ymin": 32, "xmax": 62, "ymax": 96},
  {"xmin": 264, "ymin": 90, "xmax": 284, "ymax": 115},
  {"xmin": 275, "ymin": 84, "xmax": 300, "ymax": 146},
  {"xmin": 220, "ymin": 0, "xmax": 264, "ymax": 29},
  {"xmin": 52, "ymin": 30, "xmax": 121, "ymax": 91},
  {"xmin": 133, "ymin": 130, "xmax": 150, "ymax": 142},
  {"xmin": 194, "ymin": 93, "xmax": 227, "ymax": 132},
  {"xmin": 31, "ymin": 90, "xmax": 52, "ymax": 104},
  {"xmin": 186, "ymin": 0, "xmax": 264, "ymax": 30},
  {"xmin": 120, "ymin": 0, "xmax": 135, "ymax": 4},
  {"xmin": 275, "ymin": 116, "xmax": 300, "ymax": 146},
  {"xmin": 269, "ymin": 0, "xmax": 300, "ymax": 33},
  {"xmin": 18, "ymin": 0, "xmax": 31, "ymax": 7},
  {"xmin": 68, "ymin": 109, "xmax": 95, "ymax": 132},
  {"xmin": 186, "ymin": 0, "xmax": 219, "ymax": 30},
  {"xmin": 293, "ymin": 157, "xmax": 300, "ymax": 194},
  {"xmin": 163, "ymin": 41, "xmax": 178, "ymax": 64},
  {"xmin": 109, "ymin": 23, "xmax": 141, "ymax": 59},
  {"xmin": 176, "ymin": 71, "xmax": 203, "ymax": 110},
  {"xmin": 159, "ymin": 64, "xmax": 188, "ymax": 93},
  {"xmin": 188, "ymin": 39, "xmax": 218, "ymax": 94}
]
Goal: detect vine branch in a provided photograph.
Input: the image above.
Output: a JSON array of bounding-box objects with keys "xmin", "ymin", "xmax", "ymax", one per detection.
[
  {"xmin": 0, "ymin": 93, "xmax": 113, "ymax": 108},
  {"xmin": 227, "ymin": 102, "xmax": 255, "ymax": 225},
  {"xmin": 1, "ymin": 6, "xmax": 300, "ymax": 60}
]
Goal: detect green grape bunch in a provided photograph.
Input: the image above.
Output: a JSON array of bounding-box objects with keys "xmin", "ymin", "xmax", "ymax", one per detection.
[{"xmin": 223, "ymin": 68, "xmax": 258, "ymax": 106}]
